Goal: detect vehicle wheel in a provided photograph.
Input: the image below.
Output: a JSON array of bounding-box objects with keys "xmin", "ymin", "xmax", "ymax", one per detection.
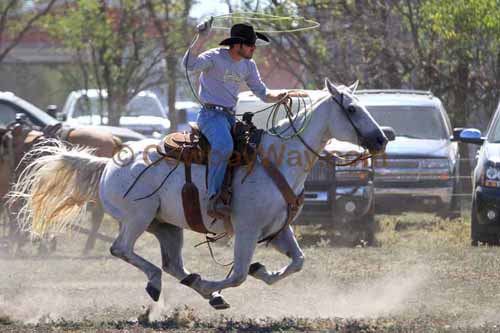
[
  {"xmin": 470, "ymin": 199, "xmax": 499, "ymax": 246},
  {"xmin": 353, "ymin": 202, "xmax": 377, "ymax": 246},
  {"xmin": 471, "ymin": 199, "xmax": 480, "ymax": 246},
  {"xmin": 437, "ymin": 185, "xmax": 461, "ymax": 220}
]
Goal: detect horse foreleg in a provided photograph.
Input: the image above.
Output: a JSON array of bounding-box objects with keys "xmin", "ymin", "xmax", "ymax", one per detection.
[
  {"xmin": 110, "ymin": 216, "xmax": 163, "ymax": 302},
  {"xmin": 181, "ymin": 228, "xmax": 259, "ymax": 309},
  {"xmin": 249, "ymin": 226, "xmax": 304, "ymax": 285}
]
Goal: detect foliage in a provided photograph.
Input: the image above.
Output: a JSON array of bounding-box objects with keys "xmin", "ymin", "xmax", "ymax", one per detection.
[
  {"xmin": 144, "ymin": 0, "xmax": 194, "ymax": 131},
  {"xmin": 259, "ymin": 1, "xmax": 415, "ymax": 88},
  {"xmin": 43, "ymin": 0, "xmax": 165, "ymax": 126},
  {"xmin": 258, "ymin": 0, "xmax": 500, "ymax": 130},
  {"xmin": 420, "ymin": 0, "xmax": 500, "ymax": 124},
  {"xmin": 0, "ymin": 0, "xmax": 57, "ymax": 64}
]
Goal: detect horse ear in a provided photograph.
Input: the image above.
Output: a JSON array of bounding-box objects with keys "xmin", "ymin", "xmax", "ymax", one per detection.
[
  {"xmin": 348, "ymin": 80, "xmax": 359, "ymax": 93},
  {"xmin": 325, "ymin": 78, "xmax": 341, "ymax": 98}
]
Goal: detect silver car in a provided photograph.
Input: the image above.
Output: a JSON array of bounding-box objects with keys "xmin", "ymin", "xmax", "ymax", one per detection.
[
  {"xmin": 0, "ymin": 91, "xmax": 145, "ymax": 142},
  {"xmin": 356, "ymin": 90, "xmax": 459, "ymax": 217},
  {"xmin": 60, "ymin": 89, "xmax": 170, "ymax": 138}
]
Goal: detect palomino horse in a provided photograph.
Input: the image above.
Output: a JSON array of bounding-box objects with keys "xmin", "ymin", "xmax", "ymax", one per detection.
[
  {"xmin": 9, "ymin": 80, "xmax": 388, "ymax": 308},
  {"xmin": 3, "ymin": 120, "xmax": 122, "ymax": 255}
]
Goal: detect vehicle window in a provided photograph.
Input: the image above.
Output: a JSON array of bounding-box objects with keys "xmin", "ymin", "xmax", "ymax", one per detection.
[
  {"xmin": 367, "ymin": 105, "xmax": 448, "ymax": 140},
  {"xmin": 487, "ymin": 112, "xmax": 500, "ymax": 142},
  {"xmin": 0, "ymin": 102, "xmax": 17, "ymax": 126},
  {"xmin": 73, "ymin": 95, "xmax": 164, "ymax": 119},
  {"xmin": 127, "ymin": 96, "xmax": 164, "ymax": 117},
  {"xmin": 74, "ymin": 96, "xmax": 108, "ymax": 119}
]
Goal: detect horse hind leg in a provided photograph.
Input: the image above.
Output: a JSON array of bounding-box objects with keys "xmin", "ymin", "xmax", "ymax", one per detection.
[
  {"xmin": 110, "ymin": 215, "xmax": 162, "ymax": 302},
  {"xmin": 147, "ymin": 220, "xmax": 228, "ymax": 309}
]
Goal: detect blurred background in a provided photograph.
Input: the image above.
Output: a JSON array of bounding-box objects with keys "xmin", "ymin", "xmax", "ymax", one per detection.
[
  {"xmin": 1, "ymin": 0, "xmax": 499, "ymax": 219},
  {"xmin": 2, "ymin": 0, "xmax": 498, "ymax": 132}
]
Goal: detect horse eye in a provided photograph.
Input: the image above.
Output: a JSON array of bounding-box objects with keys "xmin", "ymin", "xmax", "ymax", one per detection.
[{"xmin": 348, "ymin": 106, "xmax": 356, "ymax": 113}]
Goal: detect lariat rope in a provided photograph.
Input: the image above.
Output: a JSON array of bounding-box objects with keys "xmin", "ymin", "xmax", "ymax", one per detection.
[
  {"xmin": 211, "ymin": 12, "xmax": 320, "ymax": 33},
  {"xmin": 184, "ymin": 16, "xmax": 374, "ymax": 164},
  {"xmin": 184, "ymin": 11, "xmax": 319, "ymax": 140}
]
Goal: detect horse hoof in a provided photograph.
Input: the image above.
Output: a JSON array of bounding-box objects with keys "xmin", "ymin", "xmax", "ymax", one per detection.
[
  {"xmin": 249, "ymin": 262, "xmax": 265, "ymax": 275},
  {"xmin": 180, "ymin": 273, "xmax": 201, "ymax": 287},
  {"xmin": 209, "ymin": 295, "xmax": 230, "ymax": 310},
  {"xmin": 146, "ymin": 283, "xmax": 161, "ymax": 302}
]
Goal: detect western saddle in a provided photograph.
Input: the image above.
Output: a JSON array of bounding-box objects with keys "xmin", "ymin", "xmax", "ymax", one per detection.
[
  {"xmin": 161, "ymin": 115, "xmax": 263, "ymax": 233},
  {"xmin": 158, "ymin": 113, "xmax": 304, "ymax": 240}
]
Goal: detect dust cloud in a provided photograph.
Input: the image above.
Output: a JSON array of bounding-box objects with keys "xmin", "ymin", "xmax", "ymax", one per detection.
[
  {"xmin": 0, "ymin": 260, "xmax": 430, "ymax": 323},
  {"xmin": 223, "ymin": 265, "xmax": 430, "ymax": 319}
]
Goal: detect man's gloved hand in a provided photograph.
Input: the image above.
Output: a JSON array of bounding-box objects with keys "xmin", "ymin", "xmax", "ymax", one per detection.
[
  {"xmin": 197, "ymin": 16, "xmax": 213, "ymax": 35},
  {"xmin": 277, "ymin": 92, "xmax": 288, "ymax": 103},
  {"xmin": 287, "ymin": 91, "xmax": 309, "ymax": 98}
]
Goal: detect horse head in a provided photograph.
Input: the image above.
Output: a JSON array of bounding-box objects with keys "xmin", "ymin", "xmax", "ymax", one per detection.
[{"xmin": 325, "ymin": 78, "xmax": 388, "ymax": 154}]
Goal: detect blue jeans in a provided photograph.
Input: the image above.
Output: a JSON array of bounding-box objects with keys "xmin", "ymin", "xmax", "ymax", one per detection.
[{"xmin": 197, "ymin": 107, "xmax": 235, "ymax": 197}]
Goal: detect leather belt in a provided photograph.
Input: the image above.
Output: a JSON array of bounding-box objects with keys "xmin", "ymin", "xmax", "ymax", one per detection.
[{"xmin": 204, "ymin": 103, "xmax": 235, "ymax": 115}]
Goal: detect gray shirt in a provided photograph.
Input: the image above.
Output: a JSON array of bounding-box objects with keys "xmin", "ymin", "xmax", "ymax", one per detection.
[{"xmin": 183, "ymin": 47, "xmax": 268, "ymax": 108}]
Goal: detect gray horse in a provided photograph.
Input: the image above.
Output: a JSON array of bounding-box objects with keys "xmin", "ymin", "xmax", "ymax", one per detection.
[{"xmin": 9, "ymin": 79, "xmax": 388, "ymax": 309}]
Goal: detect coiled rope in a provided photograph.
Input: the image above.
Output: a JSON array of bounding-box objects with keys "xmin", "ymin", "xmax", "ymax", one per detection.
[{"xmin": 184, "ymin": 12, "xmax": 320, "ymax": 140}]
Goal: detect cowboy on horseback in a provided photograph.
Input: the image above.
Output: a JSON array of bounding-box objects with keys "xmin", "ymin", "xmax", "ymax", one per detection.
[{"xmin": 183, "ymin": 20, "xmax": 290, "ymax": 219}]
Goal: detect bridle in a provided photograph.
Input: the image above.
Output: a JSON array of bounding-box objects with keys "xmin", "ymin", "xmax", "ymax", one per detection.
[{"xmin": 281, "ymin": 93, "xmax": 378, "ymax": 167}]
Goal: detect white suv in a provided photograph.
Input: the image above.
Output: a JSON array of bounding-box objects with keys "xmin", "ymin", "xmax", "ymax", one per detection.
[{"xmin": 61, "ymin": 89, "xmax": 170, "ymax": 138}]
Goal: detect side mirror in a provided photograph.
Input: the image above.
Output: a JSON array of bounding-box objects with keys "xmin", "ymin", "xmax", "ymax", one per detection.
[
  {"xmin": 456, "ymin": 128, "xmax": 484, "ymax": 145},
  {"xmin": 381, "ymin": 126, "xmax": 396, "ymax": 141},
  {"xmin": 46, "ymin": 105, "xmax": 58, "ymax": 119}
]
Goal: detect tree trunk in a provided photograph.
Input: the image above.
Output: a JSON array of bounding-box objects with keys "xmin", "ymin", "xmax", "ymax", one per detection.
[
  {"xmin": 454, "ymin": 58, "xmax": 472, "ymax": 200},
  {"xmin": 107, "ymin": 91, "xmax": 127, "ymax": 127},
  {"xmin": 166, "ymin": 55, "xmax": 178, "ymax": 133}
]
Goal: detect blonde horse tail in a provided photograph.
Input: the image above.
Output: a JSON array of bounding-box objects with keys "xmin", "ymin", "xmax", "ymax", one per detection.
[{"xmin": 7, "ymin": 140, "xmax": 109, "ymax": 238}]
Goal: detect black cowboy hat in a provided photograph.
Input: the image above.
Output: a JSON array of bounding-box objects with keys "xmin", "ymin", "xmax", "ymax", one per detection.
[{"xmin": 219, "ymin": 23, "xmax": 269, "ymax": 46}]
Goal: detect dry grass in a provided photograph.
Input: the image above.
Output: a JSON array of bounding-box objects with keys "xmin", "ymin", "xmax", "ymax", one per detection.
[{"xmin": 2, "ymin": 211, "xmax": 500, "ymax": 332}]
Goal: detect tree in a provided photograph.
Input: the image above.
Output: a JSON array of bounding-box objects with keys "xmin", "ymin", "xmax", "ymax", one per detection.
[
  {"xmin": 421, "ymin": 0, "xmax": 500, "ymax": 126},
  {"xmin": 44, "ymin": 0, "xmax": 166, "ymax": 126},
  {"xmin": 145, "ymin": 0, "xmax": 195, "ymax": 132},
  {"xmin": 253, "ymin": 1, "xmax": 417, "ymax": 89},
  {"xmin": 418, "ymin": 0, "xmax": 500, "ymax": 193},
  {"xmin": 0, "ymin": 0, "xmax": 57, "ymax": 64}
]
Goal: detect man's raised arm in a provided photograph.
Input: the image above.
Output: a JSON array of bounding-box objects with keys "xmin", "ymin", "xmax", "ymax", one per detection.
[{"xmin": 182, "ymin": 17, "xmax": 214, "ymax": 72}]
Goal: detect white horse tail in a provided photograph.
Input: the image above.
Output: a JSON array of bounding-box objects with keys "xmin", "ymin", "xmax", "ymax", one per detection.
[{"xmin": 8, "ymin": 140, "xmax": 109, "ymax": 238}]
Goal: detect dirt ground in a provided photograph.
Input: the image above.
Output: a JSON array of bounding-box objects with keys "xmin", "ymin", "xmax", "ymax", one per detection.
[{"xmin": 2, "ymin": 212, "xmax": 500, "ymax": 332}]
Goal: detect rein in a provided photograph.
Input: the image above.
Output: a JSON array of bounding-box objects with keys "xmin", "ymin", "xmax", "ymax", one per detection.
[{"xmin": 277, "ymin": 94, "xmax": 373, "ymax": 167}]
